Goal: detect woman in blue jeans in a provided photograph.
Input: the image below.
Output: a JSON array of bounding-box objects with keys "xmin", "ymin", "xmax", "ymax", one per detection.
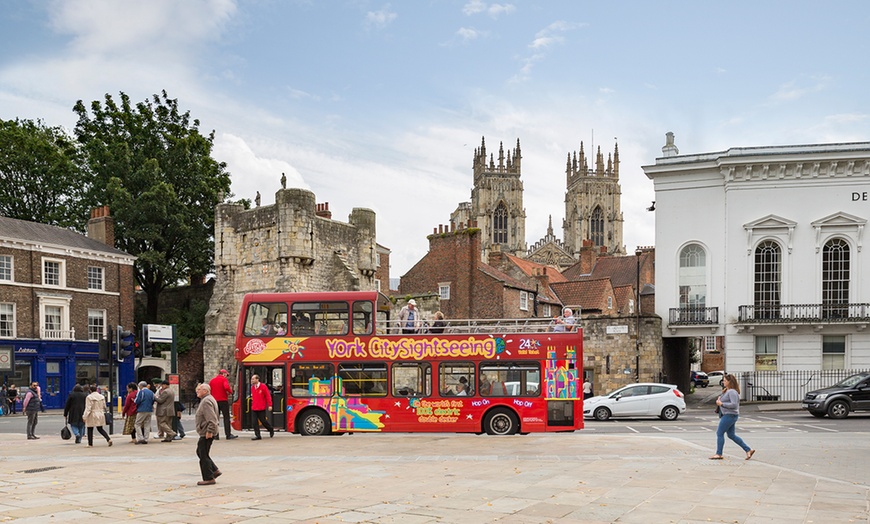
[{"xmin": 710, "ymin": 374, "xmax": 755, "ymax": 460}]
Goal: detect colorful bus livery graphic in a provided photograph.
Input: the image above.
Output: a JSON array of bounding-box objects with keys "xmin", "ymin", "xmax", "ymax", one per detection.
[{"xmin": 232, "ymin": 291, "xmax": 584, "ymax": 436}]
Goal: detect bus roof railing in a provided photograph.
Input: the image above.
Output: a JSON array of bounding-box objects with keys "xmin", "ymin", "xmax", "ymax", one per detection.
[{"xmin": 380, "ymin": 318, "xmax": 577, "ymax": 335}]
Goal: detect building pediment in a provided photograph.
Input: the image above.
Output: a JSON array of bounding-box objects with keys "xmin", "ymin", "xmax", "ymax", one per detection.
[
  {"xmin": 743, "ymin": 214, "xmax": 797, "ymax": 230},
  {"xmin": 811, "ymin": 211, "xmax": 866, "ymax": 253},
  {"xmin": 743, "ymin": 214, "xmax": 797, "ymax": 254}
]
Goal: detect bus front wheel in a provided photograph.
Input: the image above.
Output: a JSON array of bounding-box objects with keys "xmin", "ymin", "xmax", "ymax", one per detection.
[
  {"xmin": 298, "ymin": 410, "xmax": 332, "ymax": 436},
  {"xmin": 483, "ymin": 408, "xmax": 519, "ymax": 436}
]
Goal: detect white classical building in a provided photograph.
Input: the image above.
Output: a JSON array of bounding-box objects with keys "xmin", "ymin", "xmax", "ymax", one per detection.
[{"xmin": 643, "ymin": 134, "xmax": 870, "ymax": 400}]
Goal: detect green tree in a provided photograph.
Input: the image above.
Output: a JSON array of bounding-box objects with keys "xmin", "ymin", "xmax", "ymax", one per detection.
[
  {"xmin": 0, "ymin": 118, "xmax": 91, "ymax": 229},
  {"xmin": 73, "ymin": 91, "xmax": 231, "ymax": 322}
]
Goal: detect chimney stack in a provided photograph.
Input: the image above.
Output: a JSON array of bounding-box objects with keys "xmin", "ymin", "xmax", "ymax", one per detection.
[{"xmin": 87, "ymin": 206, "xmax": 115, "ymax": 247}]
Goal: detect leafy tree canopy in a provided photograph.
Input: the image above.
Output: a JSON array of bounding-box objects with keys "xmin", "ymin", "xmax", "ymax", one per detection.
[
  {"xmin": 73, "ymin": 91, "xmax": 231, "ymax": 321},
  {"xmin": 0, "ymin": 118, "xmax": 90, "ymax": 230}
]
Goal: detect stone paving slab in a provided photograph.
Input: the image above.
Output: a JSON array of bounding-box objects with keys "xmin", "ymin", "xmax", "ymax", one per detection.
[{"xmin": 0, "ymin": 432, "xmax": 868, "ymax": 523}]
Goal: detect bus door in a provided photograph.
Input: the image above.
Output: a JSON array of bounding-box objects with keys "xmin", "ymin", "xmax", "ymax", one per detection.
[{"xmin": 241, "ymin": 364, "xmax": 287, "ymax": 431}]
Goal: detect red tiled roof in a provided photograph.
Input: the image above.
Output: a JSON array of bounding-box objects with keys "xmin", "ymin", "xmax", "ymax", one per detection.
[
  {"xmin": 504, "ymin": 254, "xmax": 567, "ymax": 283},
  {"xmin": 550, "ymin": 278, "xmax": 614, "ymax": 312}
]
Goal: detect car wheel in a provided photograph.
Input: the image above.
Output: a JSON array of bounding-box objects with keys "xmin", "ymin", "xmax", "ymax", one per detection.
[
  {"xmin": 593, "ymin": 406, "xmax": 611, "ymax": 421},
  {"xmin": 809, "ymin": 411, "xmax": 826, "ymax": 418},
  {"xmin": 701, "ymin": 383, "xmax": 708, "ymax": 388},
  {"xmin": 298, "ymin": 410, "xmax": 332, "ymax": 436},
  {"xmin": 827, "ymin": 400, "xmax": 849, "ymax": 419},
  {"xmin": 660, "ymin": 405, "xmax": 680, "ymax": 421},
  {"xmin": 483, "ymin": 408, "xmax": 519, "ymax": 435}
]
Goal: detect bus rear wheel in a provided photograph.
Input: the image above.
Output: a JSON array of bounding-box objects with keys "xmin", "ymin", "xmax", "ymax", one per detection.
[
  {"xmin": 298, "ymin": 410, "xmax": 332, "ymax": 436},
  {"xmin": 483, "ymin": 408, "xmax": 519, "ymax": 435}
]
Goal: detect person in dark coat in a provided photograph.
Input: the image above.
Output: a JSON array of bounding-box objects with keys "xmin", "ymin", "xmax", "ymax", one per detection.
[
  {"xmin": 23, "ymin": 382, "xmax": 42, "ymax": 439},
  {"xmin": 63, "ymin": 385, "xmax": 88, "ymax": 444}
]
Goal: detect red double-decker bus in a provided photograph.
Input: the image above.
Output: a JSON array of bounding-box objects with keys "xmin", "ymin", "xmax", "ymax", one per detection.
[{"xmin": 231, "ymin": 291, "xmax": 583, "ymax": 435}]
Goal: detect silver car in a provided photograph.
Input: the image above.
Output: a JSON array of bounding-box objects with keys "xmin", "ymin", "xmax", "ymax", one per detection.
[{"xmin": 583, "ymin": 383, "xmax": 687, "ymax": 421}]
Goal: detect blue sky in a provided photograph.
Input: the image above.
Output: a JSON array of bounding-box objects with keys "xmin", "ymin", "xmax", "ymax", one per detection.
[{"xmin": 2, "ymin": 1, "xmax": 870, "ymax": 278}]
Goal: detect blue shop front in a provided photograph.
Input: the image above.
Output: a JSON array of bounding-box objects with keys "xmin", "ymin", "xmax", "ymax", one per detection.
[{"xmin": 1, "ymin": 339, "xmax": 136, "ymax": 410}]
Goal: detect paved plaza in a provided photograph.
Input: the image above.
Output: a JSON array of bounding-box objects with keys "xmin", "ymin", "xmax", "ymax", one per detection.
[{"xmin": 1, "ymin": 423, "xmax": 869, "ymax": 524}]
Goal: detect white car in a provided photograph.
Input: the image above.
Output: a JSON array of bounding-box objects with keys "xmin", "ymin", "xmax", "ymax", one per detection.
[
  {"xmin": 706, "ymin": 370, "xmax": 726, "ymax": 387},
  {"xmin": 583, "ymin": 383, "xmax": 686, "ymax": 421}
]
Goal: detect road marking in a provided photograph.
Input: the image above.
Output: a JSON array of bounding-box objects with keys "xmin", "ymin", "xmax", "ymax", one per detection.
[
  {"xmin": 624, "ymin": 426, "xmax": 639, "ymax": 433},
  {"xmin": 804, "ymin": 424, "xmax": 838, "ymax": 432}
]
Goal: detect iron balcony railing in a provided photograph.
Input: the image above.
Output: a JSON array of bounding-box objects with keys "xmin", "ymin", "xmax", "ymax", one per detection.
[
  {"xmin": 737, "ymin": 303, "xmax": 870, "ymax": 323},
  {"xmin": 668, "ymin": 307, "xmax": 719, "ymax": 325},
  {"xmin": 735, "ymin": 369, "xmax": 870, "ymax": 402}
]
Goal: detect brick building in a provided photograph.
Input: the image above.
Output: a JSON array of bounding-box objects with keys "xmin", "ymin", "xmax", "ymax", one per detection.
[
  {"xmin": 398, "ymin": 224, "xmax": 561, "ymax": 321},
  {"xmin": 0, "ymin": 208, "xmax": 137, "ymax": 408}
]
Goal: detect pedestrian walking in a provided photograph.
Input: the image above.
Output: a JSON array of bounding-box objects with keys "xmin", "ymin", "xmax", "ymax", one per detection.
[
  {"xmin": 83, "ymin": 385, "xmax": 112, "ymax": 447},
  {"xmin": 155, "ymin": 380, "xmax": 177, "ymax": 442},
  {"xmin": 7, "ymin": 383, "xmax": 18, "ymax": 414},
  {"xmin": 134, "ymin": 381, "xmax": 155, "ymax": 444},
  {"xmin": 249, "ymin": 374, "xmax": 274, "ymax": 440},
  {"xmin": 121, "ymin": 382, "xmax": 138, "ymax": 442},
  {"xmin": 709, "ymin": 373, "xmax": 755, "ymax": 460},
  {"xmin": 63, "ymin": 384, "xmax": 88, "ymax": 444},
  {"xmin": 23, "ymin": 381, "xmax": 42, "ymax": 439},
  {"xmin": 209, "ymin": 369, "xmax": 238, "ymax": 440},
  {"xmin": 194, "ymin": 383, "xmax": 221, "ymax": 486}
]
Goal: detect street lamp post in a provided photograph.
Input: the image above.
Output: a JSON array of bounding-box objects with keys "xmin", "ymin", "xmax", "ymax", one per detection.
[{"xmin": 635, "ymin": 247, "xmax": 642, "ymax": 383}]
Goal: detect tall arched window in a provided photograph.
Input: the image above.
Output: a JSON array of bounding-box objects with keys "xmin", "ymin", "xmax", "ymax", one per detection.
[
  {"xmin": 822, "ymin": 238, "xmax": 850, "ymax": 319},
  {"xmin": 678, "ymin": 244, "xmax": 706, "ymax": 322},
  {"xmin": 754, "ymin": 240, "xmax": 781, "ymax": 320},
  {"xmin": 493, "ymin": 203, "xmax": 508, "ymax": 245},
  {"xmin": 589, "ymin": 206, "xmax": 604, "ymax": 246}
]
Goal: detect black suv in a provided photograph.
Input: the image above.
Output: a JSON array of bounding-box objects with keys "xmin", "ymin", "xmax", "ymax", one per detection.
[{"xmin": 802, "ymin": 372, "xmax": 870, "ymax": 419}]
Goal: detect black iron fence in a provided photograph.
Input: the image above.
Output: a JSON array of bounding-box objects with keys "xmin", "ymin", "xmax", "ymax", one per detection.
[
  {"xmin": 738, "ymin": 303, "xmax": 870, "ymax": 323},
  {"xmin": 668, "ymin": 307, "xmax": 719, "ymax": 325},
  {"xmin": 735, "ymin": 369, "xmax": 870, "ymax": 402}
]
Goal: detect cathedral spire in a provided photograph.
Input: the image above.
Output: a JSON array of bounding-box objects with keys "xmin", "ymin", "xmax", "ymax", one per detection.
[
  {"xmin": 613, "ymin": 142, "xmax": 620, "ymax": 179},
  {"xmin": 547, "ymin": 214, "xmax": 554, "ymax": 236},
  {"xmin": 498, "ymin": 141, "xmax": 505, "ymax": 168},
  {"xmin": 595, "ymin": 146, "xmax": 604, "ymax": 176}
]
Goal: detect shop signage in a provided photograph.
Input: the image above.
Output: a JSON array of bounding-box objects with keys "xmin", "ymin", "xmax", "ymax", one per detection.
[
  {"xmin": 606, "ymin": 325, "xmax": 629, "ymax": 334},
  {"xmin": 0, "ymin": 346, "xmax": 13, "ymax": 372},
  {"xmin": 853, "ymin": 192, "xmax": 869, "ymax": 201},
  {"xmin": 16, "ymin": 348, "xmax": 38, "ymax": 354}
]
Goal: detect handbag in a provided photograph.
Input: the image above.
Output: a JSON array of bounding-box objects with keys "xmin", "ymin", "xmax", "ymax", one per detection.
[{"xmin": 60, "ymin": 425, "xmax": 72, "ymax": 440}]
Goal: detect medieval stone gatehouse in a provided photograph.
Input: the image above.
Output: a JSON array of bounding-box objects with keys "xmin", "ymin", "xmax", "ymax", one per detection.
[{"xmin": 203, "ymin": 188, "xmax": 379, "ymax": 376}]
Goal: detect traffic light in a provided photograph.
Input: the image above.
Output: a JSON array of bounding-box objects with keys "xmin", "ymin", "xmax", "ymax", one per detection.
[
  {"xmin": 117, "ymin": 327, "xmax": 135, "ymax": 362},
  {"xmin": 99, "ymin": 329, "xmax": 113, "ymax": 361},
  {"xmin": 143, "ymin": 341, "xmax": 154, "ymax": 357}
]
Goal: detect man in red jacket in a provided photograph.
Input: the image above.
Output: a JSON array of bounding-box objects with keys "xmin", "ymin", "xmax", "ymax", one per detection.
[
  {"xmin": 208, "ymin": 369, "xmax": 238, "ymax": 440},
  {"xmin": 250, "ymin": 374, "xmax": 274, "ymax": 440}
]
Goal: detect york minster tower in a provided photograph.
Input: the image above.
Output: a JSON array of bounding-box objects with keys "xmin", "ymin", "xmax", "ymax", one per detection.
[
  {"xmin": 562, "ymin": 142, "xmax": 625, "ymax": 256},
  {"xmin": 450, "ymin": 137, "xmax": 527, "ymax": 261}
]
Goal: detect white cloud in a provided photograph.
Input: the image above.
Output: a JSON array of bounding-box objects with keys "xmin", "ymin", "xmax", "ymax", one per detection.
[
  {"xmin": 48, "ymin": 0, "xmax": 235, "ymax": 56},
  {"xmin": 769, "ymin": 76, "xmax": 830, "ymax": 103},
  {"xmin": 457, "ymin": 27, "xmax": 484, "ymax": 42},
  {"xmin": 463, "ymin": 1, "xmax": 515, "ymax": 17},
  {"xmin": 214, "ymin": 133, "xmax": 309, "ymax": 205},
  {"xmin": 365, "ymin": 6, "xmax": 398, "ymax": 30}
]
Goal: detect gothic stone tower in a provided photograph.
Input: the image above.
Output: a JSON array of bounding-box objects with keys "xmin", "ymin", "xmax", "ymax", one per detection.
[
  {"xmin": 451, "ymin": 137, "xmax": 527, "ymax": 262},
  {"xmin": 563, "ymin": 142, "xmax": 626, "ymax": 256}
]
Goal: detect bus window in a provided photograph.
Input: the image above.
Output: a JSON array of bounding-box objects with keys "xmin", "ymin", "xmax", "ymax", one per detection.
[
  {"xmin": 291, "ymin": 302, "xmax": 349, "ymax": 336},
  {"xmin": 439, "ymin": 362, "xmax": 474, "ymax": 396},
  {"xmin": 244, "ymin": 302, "xmax": 289, "ymax": 336},
  {"xmin": 480, "ymin": 362, "xmax": 541, "ymax": 397},
  {"xmin": 392, "ymin": 362, "xmax": 431, "ymax": 397},
  {"xmin": 290, "ymin": 363, "xmax": 334, "ymax": 397},
  {"xmin": 338, "ymin": 363, "xmax": 387, "ymax": 397},
  {"xmin": 353, "ymin": 301, "xmax": 374, "ymax": 335}
]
